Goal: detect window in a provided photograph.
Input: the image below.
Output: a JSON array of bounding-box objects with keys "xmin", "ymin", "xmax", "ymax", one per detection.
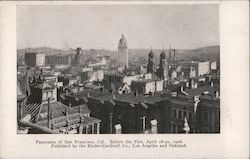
[
  {"xmin": 171, "ymin": 124, "xmax": 178, "ymax": 133},
  {"xmin": 174, "ymin": 109, "xmax": 177, "ymax": 119},
  {"xmin": 203, "ymin": 112, "xmax": 209, "ymax": 121},
  {"xmin": 178, "ymin": 110, "xmax": 182, "ymax": 119},
  {"xmin": 188, "ymin": 112, "xmax": 193, "ymax": 120},
  {"xmin": 183, "ymin": 111, "xmax": 187, "ymax": 118},
  {"xmin": 217, "ymin": 110, "xmax": 220, "ymax": 120}
]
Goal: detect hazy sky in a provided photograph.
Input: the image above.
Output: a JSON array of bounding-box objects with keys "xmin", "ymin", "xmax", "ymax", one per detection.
[{"xmin": 17, "ymin": 4, "xmax": 219, "ymax": 50}]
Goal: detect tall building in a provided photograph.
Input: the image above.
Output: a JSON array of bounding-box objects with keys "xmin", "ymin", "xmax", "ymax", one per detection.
[
  {"xmin": 147, "ymin": 48, "xmax": 155, "ymax": 73},
  {"xmin": 75, "ymin": 47, "xmax": 82, "ymax": 66},
  {"xmin": 118, "ymin": 34, "xmax": 128, "ymax": 68},
  {"xmin": 25, "ymin": 52, "xmax": 45, "ymax": 67}
]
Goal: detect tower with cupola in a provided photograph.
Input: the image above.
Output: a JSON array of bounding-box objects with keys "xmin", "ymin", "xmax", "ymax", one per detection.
[{"xmin": 118, "ymin": 34, "xmax": 129, "ymax": 68}]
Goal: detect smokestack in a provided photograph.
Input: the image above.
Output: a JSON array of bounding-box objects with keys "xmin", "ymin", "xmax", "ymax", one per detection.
[
  {"xmin": 47, "ymin": 98, "xmax": 50, "ymax": 128},
  {"xmin": 173, "ymin": 49, "xmax": 176, "ymax": 61},
  {"xmin": 50, "ymin": 111, "xmax": 53, "ymax": 129}
]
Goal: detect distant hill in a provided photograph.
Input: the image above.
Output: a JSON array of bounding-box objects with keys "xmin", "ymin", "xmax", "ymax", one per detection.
[
  {"xmin": 17, "ymin": 46, "xmax": 219, "ymax": 65},
  {"xmin": 128, "ymin": 45, "xmax": 220, "ymax": 65},
  {"xmin": 17, "ymin": 47, "xmax": 116, "ymax": 65}
]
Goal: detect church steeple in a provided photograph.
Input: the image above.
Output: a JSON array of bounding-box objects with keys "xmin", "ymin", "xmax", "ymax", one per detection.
[
  {"xmin": 147, "ymin": 47, "xmax": 154, "ymax": 73},
  {"xmin": 157, "ymin": 47, "xmax": 169, "ymax": 80}
]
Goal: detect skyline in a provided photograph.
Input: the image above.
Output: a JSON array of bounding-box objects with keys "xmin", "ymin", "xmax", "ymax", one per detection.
[{"xmin": 17, "ymin": 4, "xmax": 219, "ymax": 50}]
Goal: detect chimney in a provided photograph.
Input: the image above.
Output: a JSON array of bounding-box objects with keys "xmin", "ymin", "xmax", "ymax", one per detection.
[
  {"xmin": 47, "ymin": 98, "xmax": 50, "ymax": 128},
  {"xmin": 215, "ymin": 90, "xmax": 219, "ymax": 98},
  {"xmin": 150, "ymin": 119, "xmax": 158, "ymax": 134},
  {"xmin": 210, "ymin": 81, "xmax": 214, "ymax": 87},
  {"xmin": 65, "ymin": 109, "xmax": 68, "ymax": 116},
  {"xmin": 86, "ymin": 93, "xmax": 90, "ymax": 98},
  {"xmin": 180, "ymin": 86, "xmax": 184, "ymax": 92},
  {"xmin": 78, "ymin": 106, "xmax": 82, "ymax": 114},
  {"xmin": 100, "ymin": 87, "xmax": 104, "ymax": 94},
  {"xmin": 134, "ymin": 91, "xmax": 138, "ymax": 97},
  {"xmin": 193, "ymin": 96, "xmax": 200, "ymax": 114},
  {"xmin": 50, "ymin": 111, "xmax": 53, "ymax": 129},
  {"xmin": 115, "ymin": 124, "xmax": 122, "ymax": 134},
  {"xmin": 171, "ymin": 92, "xmax": 177, "ymax": 97},
  {"xmin": 149, "ymin": 91, "xmax": 154, "ymax": 96}
]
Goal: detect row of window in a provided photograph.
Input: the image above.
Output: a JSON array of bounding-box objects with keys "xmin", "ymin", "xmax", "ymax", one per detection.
[
  {"xmin": 173, "ymin": 109, "xmax": 193, "ymax": 121},
  {"xmin": 42, "ymin": 91, "xmax": 54, "ymax": 101},
  {"xmin": 173, "ymin": 109, "xmax": 210, "ymax": 122}
]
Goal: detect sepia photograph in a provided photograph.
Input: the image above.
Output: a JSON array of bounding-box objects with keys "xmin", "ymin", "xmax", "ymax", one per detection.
[
  {"xmin": 0, "ymin": 0, "xmax": 248, "ymax": 158},
  {"xmin": 16, "ymin": 4, "xmax": 221, "ymax": 134}
]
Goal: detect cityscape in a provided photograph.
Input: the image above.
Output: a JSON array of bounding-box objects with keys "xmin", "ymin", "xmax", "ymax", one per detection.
[{"xmin": 17, "ymin": 5, "xmax": 220, "ymax": 134}]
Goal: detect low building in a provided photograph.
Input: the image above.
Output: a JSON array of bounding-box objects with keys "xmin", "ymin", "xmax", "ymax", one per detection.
[
  {"xmin": 58, "ymin": 74, "xmax": 80, "ymax": 87},
  {"xmin": 104, "ymin": 72, "xmax": 143, "ymax": 86},
  {"xmin": 21, "ymin": 74, "xmax": 101, "ymax": 134},
  {"xmin": 25, "ymin": 101, "xmax": 101, "ymax": 134},
  {"xmin": 80, "ymin": 69, "xmax": 104, "ymax": 82},
  {"xmin": 131, "ymin": 79, "xmax": 164, "ymax": 94},
  {"xmin": 175, "ymin": 61, "xmax": 211, "ymax": 77},
  {"xmin": 45, "ymin": 54, "xmax": 74, "ymax": 68}
]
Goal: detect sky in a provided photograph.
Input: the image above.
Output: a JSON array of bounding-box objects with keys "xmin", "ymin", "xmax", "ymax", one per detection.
[{"xmin": 17, "ymin": 4, "xmax": 219, "ymax": 50}]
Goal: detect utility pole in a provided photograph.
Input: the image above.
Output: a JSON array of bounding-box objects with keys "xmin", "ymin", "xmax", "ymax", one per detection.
[
  {"xmin": 141, "ymin": 116, "xmax": 146, "ymax": 133},
  {"xmin": 109, "ymin": 113, "xmax": 113, "ymax": 134},
  {"xmin": 47, "ymin": 97, "xmax": 50, "ymax": 128}
]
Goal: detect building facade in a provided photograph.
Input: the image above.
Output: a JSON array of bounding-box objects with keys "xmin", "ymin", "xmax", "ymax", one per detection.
[{"xmin": 25, "ymin": 52, "xmax": 45, "ymax": 67}]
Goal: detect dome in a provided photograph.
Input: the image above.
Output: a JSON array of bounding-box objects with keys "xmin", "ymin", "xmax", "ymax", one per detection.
[
  {"xmin": 160, "ymin": 51, "xmax": 167, "ymax": 59},
  {"xmin": 149, "ymin": 50, "xmax": 154, "ymax": 58},
  {"xmin": 118, "ymin": 34, "xmax": 127, "ymax": 47}
]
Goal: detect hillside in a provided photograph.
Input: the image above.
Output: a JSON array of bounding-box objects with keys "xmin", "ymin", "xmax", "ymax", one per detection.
[{"xmin": 17, "ymin": 46, "xmax": 219, "ymax": 65}]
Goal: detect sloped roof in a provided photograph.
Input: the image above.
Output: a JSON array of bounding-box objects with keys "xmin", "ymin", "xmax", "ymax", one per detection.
[
  {"xmin": 34, "ymin": 101, "xmax": 100, "ymax": 128},
  {"xmin": 32, "ymin": 81, "xmax": 54, "ymax": 90},
  {"xmin": 26, "ymin": 103, "xmax": 42, "ymax": 122},
  {"xmin": 184, "ymin": 85, "xmax": 219, "ymax": 98},
  {"xmin": 36, "ymin": 101, "xmax": 78, "ymax": 122}
]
